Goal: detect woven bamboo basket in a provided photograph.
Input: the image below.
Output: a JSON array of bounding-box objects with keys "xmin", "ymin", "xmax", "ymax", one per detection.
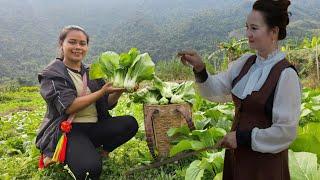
[{"xmin": 144, "ymin": 103, "xmax": 195, "ymax": 158}]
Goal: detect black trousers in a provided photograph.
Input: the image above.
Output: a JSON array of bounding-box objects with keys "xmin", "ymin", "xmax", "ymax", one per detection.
[{"xmin": 65, "ymin": 115, "xmax": 138, "ymax": 180}]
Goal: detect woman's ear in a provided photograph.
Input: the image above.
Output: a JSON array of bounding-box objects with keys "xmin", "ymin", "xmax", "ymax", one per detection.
[{"xmin": 272, "ymin": 26, "xmax": 280, "ymax": 40}]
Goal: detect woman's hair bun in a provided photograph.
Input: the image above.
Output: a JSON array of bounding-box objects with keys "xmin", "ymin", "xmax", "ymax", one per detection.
[
  {"xmin": 253, "ymin": 0, "xmax": 291, "ymax": 40},
  {"xmin": 273, "ymin": 0, "xmax": 291, "ymax": 12}
]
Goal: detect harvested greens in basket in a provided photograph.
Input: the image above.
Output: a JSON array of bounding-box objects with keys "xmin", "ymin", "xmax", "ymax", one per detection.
[{"xmin": 129, "ymin": 76, "xmax": 195, "ymax": 105}]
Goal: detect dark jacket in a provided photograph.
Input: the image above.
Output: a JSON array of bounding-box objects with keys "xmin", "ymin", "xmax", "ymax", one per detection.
[{"xmin": 36, "ymin": 58, "xmax": 112, "ymax": 157}]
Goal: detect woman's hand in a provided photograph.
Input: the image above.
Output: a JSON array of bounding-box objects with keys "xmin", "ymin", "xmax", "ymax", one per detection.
[
  {"xmin": 101, "ymin": 82, "xmax": 126, "ymax": 94},
  {"xmin": 106, "ymin": 83, "xmax": 139, "ymax": 108},
  {"xmin": 103, "ymin": 82, "xmax": 139, "ymax": 94},
  {"xmin": 177, "ymin": 50, "xmax": 205, "ymax": 72},
  {"xmin": 65, "ymin": 82, "xmax": 121, "ymax": 114},
  {"xmin": 218, "ymin": 131, "xmax": 237, "ymax": 149}
]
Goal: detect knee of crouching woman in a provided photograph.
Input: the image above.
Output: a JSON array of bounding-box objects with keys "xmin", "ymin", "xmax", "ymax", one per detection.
[{"xmin": 126, "ymin": 115, "xmax": 139, "ymax": 135}]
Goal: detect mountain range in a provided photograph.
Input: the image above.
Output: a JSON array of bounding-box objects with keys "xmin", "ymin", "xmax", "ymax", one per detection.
[{"xmin": 0, "ymin": 0, "xmax": 319, "ymax": 84}]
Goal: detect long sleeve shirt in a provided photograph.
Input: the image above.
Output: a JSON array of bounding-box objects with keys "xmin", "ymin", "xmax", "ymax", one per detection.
[{"xmin": 195, "ymin": 53, "xmax": 301, "ymax": 153}]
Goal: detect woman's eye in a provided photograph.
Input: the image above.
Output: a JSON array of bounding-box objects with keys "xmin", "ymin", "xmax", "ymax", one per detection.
[
  {"xmin": 68, "ymin": 41, "xmax": 76, "ymax": 45},
  {"xmin": 80, "ymin": 42, "xmax": 87, "ymax": 46}
]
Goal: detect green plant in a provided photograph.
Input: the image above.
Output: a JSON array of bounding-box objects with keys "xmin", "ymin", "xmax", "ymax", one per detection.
[{"xmin": 90, "ymin": 48, "xmax": 155, "ymax": 91}]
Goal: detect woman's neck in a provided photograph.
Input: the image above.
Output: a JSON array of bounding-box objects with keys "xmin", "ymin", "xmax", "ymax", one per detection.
[
  {"xmin": 63, "ymin": 58, "xmax": 81, "ymax": 71},
  {"xmin": 257, "ymin": 44, "xmax": 278, "ymax": 60}
]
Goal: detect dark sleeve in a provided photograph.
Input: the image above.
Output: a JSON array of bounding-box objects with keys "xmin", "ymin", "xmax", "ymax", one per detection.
[
  {"xmin": 108, "ymin": 100, "xmax": 118, "ymax": 110},
  {"xmin": 40, "ymin": 77, "xmax": 77, "ymax": 115},
  {"xmin": 236, "ymin": 130, "xmax": 252, "ymax": 148},
  {"xmin": 193, "ymin": 67, "xmax": 209, "ymax": 83}
]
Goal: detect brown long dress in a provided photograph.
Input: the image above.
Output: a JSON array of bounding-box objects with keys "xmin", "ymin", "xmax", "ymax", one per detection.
[{"xmin": 222, "ymin": 55, "xmax": 295, "ymax": 180}]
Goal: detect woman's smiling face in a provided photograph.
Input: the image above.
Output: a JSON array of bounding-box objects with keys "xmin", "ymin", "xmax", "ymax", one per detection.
[{"xmin": 61, "ymin": 30, "xmax": 88, "ymax": 63}]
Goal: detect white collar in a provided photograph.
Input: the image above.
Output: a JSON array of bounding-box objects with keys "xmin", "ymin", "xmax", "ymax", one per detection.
[
  {"xmin": 231, "ymin": 49, "xmax": 286, "ymax": 99},
  {"xmin": 256, "ymin": 49, "xmax": 280, "ymax": 66}
]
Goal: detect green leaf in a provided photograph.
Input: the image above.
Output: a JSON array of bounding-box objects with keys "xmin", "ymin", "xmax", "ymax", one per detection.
[
  {"xmin": 213, "ymin": 172, "xmax": 223, "ymax": 180},
  {"xmin": 119, "ymin": 53, "xmax": 132, "ymax": 69},
  {"xmin": 194, "ymin": 118, "xmax": 211, "ymax": 130},
  {"xmin": 213, "ymin": 104, "xmax": 234, "ymax": 115},
  {"xmin": 167, "ymin": 125, "xmax": 190, "ymax": 137},
  {"xmin": 207, "ymin": 151, "xmax": 225, "ymax": 175},
  {"xmin": 128, "ymin": 87, "xmax": 160, "ymax": 104},
  {"xmin": 311, "ymin": 105, "xmax": 320, "ymax": 111},
  {"xmin": 124, "ymin": 53, "xmax": 155, "ymax": 90},
  {"xmin": 153, "ymin": 76, "xmax": 176, "ymax": 98},
  {"xmin": 311, "ymin": 37, "xmax": 318, "ymax": 48},
  {"xmin": 185, "ymin": 160, "xmax": 205, "ymax": 180},
  {"xmin": 89, "ymin": 61, "xmax": 106, "ymax": 80},
  {"xmin": 290, "ymin": 123, "xmax": 320, "ymax": 160},
  {"xmin": 201, "ymin": 158, "xmax": 213, "ymax": 171},
  {"xmin": 191, "ymin": 127, "xmax": 226, "ymax": 147},
  {"xmin": 99, "ymin": 51, "xmax": 120, "ymax": 73},
  {"xmin": 289, "ymin": 150, "xmax": 320, "ymax": 180},
  {"xmin": 299, "ymin": 123, "xmax": 320, "ymax": 141},
  {"xmin": 312, "ymin": 95, "xmax": 320, "ymax": 103},
  {"xmin": 159, "ymin": 96, "xmax": 169, "ymax": 105},
  {"xmin": 171, "ymin": 81, "xmax": 195, "ymax": 104},
  {"xmin": 128, "ymin": 47, "xmax": 140, "ymax": 62},
  {"xmin": 169, "ymin": 140, "xmax": 204, "ymax": 157},
  {"xmin": 169, "ymin": 140, "xmax": 191, "ymax": 157},
  {"xmin": 204, "ymin": 109, "xmax": 221, "ymax": 120},
  {"xmin": 300, "ymin": 107, "xmax": 312, "ymax": 118}
]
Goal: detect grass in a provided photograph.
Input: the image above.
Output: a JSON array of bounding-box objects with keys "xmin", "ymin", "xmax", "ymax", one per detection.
[
  {"xmin": 0, "ymin": 86, "xmax": 44, "ymax": 116},
  {"xmin": 0, "ymin": 88, "xmax": 191, "ymax": 179},
  {"xmin": 1, "ymin": 85, "xmax": 320, "ymax": 179}
]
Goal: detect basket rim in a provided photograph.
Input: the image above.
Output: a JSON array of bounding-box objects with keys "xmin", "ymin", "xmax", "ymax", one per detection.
[{"xmin": 143, "ymin": 103, "xmax": 191, "ymax": 108}]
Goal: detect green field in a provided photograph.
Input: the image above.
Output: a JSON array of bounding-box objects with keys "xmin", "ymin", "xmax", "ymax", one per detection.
[{"xmin": 0, "ymin": 85, "xmax": 319, "ymax": 179}]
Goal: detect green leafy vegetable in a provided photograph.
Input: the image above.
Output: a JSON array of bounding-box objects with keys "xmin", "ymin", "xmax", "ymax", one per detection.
[
  {"xmin": 124, "ymin": 53, "xmax": 155, "ymax": 91},
  {"xmin": 289, "ymin": 150, "xmax": 320, "ymax": 180},
  {"xmin": 89, "ymin": 48, "xmax": 155, "ymax": 91},
  {"xmin": 129, "ymin": 77, "xmax": 195, "ymax": 105}
]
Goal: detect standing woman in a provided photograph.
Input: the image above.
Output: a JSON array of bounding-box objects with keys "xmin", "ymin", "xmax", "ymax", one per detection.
[
  {"xmin": 178, "ymin": 0, "xmax": 300, "ymax": 179},
  {"xmin": 36, "ymin": 25, "xmax": 138, "ymax": 179}
]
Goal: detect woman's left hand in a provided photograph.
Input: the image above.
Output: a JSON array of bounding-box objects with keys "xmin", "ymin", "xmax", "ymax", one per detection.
[{"xmin": 218, "ymin": 131, "xmax": 237, "ymax": 149}]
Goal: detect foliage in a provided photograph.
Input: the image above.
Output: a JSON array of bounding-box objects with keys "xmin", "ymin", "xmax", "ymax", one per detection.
[
  {"xmin": 169, "ymin": 87, "xmax": 320, "ymax": 180},
  {"xmin": 90, "ymin": 48, "xmax": 155, "ymax": 91},
  {"xmin": 129, "ymin": 78, "xmax": 195, "ymax": 105},
  {"xmin": 299, "ymin": 88, "xmax": 320, "ymax": 125},
  {"xmin": 155, "ymin": 56, "xmax": 217, "ymax": 82},
  {"xmin": 0, "ymin": 84, "xmax": 320, "ymax": 179},
  {"xmin": 208, "ymin": 38, "xmax": 251, "ymax": 71},
  {"xmin": 2, "ymin": 0, "xmax": 320, "ymax": 85},
  {"xmin": 166, "ymin": 94, "xmax": 232, "ymax": 179},
  {"xmin": 290, "ymin": 123, "xmax": 320, "ymax": 162},
  {"xmin": 289, "ymin": 150, "xmax": 320, "ymax": 180},
  {"xmin": 0, "ymin": 86, "xmax": 43, "ymax": 116},
  {"xmin": 282, "ymin": 36, "xmax": 320, "ymax": 87}
]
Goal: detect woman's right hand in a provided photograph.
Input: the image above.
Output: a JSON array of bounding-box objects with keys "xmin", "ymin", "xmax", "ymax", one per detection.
[
  {"xmin": 66, "ymin": 82, "xmax": 124, "ymax": 115},
  {"xmin": 101, "ymin": 82, "xmax": 126, "ymax": 94},
  {"xmin": 177, "ymin": 50, "xmax": 205, "ymax": 72}
]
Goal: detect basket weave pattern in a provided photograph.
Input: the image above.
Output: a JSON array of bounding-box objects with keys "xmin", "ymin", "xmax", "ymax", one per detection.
[{"xmin": 144, "ymin": 103, "xmax": 195, "ymax": 158}]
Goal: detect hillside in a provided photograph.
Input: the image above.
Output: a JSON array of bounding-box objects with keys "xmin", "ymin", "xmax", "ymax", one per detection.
[{"xmin": 0, "ymin": 0, "xmax": 319, "ymax": 84}]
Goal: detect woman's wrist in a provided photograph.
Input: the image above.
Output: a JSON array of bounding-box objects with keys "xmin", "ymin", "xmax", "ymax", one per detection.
[
  {"xmin": 193, "ymin": 65, "xmax": 208, "ymax": 83},
  {"xmin": 193, "ymin": 63, "xmax": 205, "ymax": 72},
  {"xmin": 236, "ymin": 130, "xmax": 252, "ymax": 148},
  {"xmin": 96, "ymin": 88, "xmax": 107, "ymax": 98}
]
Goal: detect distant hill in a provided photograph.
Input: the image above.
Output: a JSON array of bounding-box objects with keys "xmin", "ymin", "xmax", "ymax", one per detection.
[{"xmin": 0, "ymin": 0, "xmax": 319, "ymax": 84}]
